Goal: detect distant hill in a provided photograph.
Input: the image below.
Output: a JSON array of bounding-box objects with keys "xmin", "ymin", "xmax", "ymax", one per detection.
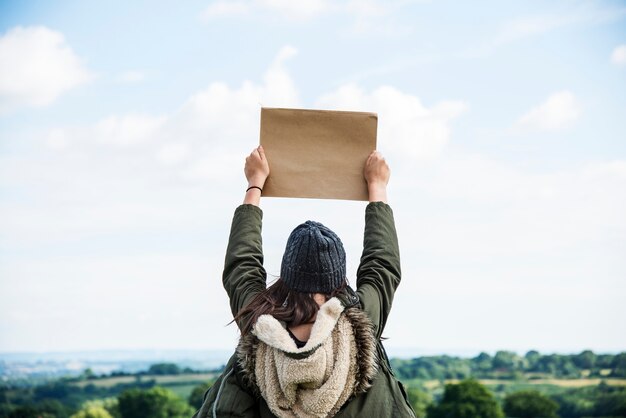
[{"xmin": 0, "ymin": 349, "xmax": 232, "ymax": 379}]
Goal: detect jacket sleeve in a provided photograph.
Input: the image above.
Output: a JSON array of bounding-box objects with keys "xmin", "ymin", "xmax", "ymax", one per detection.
[
  {"xmin": 222, "ymin": 204, "xmax": 267, "ymax": 322},
  {"xmin": 356, "ymin": 202, "xmax": 401, "ymax": 339}
]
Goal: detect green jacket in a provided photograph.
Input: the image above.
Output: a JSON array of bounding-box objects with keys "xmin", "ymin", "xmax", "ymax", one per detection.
[{"xmin": 194, "ymin": 202, "xmax": 416, "ymax": 417}]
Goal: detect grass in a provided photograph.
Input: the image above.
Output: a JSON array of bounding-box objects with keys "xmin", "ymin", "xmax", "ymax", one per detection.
[
  {"xmin": 73, "ymin": 373, "xmax": 216, "ymax": 388},
  {"xmin": 400, "ymin": 376, "xmax": 626, "ymax": 405},
  {"xmin": 166, "ymin": 383, "xmax": 202, "ymax": 399},
  {"xmin": 70, "ymin": 373, "xmax": 217, "ymax": 402},
  {"xmin": 73, "ymin": 372, "xmax": 626, "ymax": 404},
  {"xmin": 527, "ymin": 378, "xmax": 626, "ymax": 387}
]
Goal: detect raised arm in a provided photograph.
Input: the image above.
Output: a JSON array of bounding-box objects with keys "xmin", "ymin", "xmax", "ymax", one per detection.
[
  {"xmin": 222, "ymin": 146, "xmax": 270, "ymax": 320},
  {"xmin": 364, "ymin": 150, "xmax": 389, "ymax": 204},
  {"xmin": 356, "ymin": 151, "xmax": 401, "ymax": 339},
  {"xmin": 243, "ymin": 145, "xmax": 270, "ymax": 207}
]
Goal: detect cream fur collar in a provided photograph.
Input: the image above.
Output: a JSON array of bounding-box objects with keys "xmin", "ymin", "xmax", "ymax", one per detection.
[
  {"xmin": 237, "ymin": 297, "xmax": 378, "ymax": 418},
  {"xmin": 253, "ymin": 297, "xmax": 344, "ymax": 355}
]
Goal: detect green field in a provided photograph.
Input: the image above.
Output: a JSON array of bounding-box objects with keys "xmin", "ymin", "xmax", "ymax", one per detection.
[
  {"xmin": 73, "ymin": 373, "xmax": 217, "ymax": 388},
  {"xmin": 70, "ymin": 373, "xmax": 217, "ymax": 401},
  {"xmin": 416, "ymin": 378, "xmax": 626, "ymax": 389},
  {"xmin": 71, "ymin": 373, "xmax": 626, "ymax": 402}
]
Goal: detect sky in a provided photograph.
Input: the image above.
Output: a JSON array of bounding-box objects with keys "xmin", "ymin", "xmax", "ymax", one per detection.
[{"xmin": 0, "ymin": 0, "xmax": 625, "ymax": 356}]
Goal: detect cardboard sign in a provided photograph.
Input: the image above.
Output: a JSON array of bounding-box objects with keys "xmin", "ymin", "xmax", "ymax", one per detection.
[{"xmin": 260, "ymin": 107, "xmax": 378, "ymax": 201}]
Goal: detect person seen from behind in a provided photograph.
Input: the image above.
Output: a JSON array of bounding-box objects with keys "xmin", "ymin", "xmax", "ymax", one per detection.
[{"xmin": 194, "ymin": 145, "xmax": 416, "ymax": 417}]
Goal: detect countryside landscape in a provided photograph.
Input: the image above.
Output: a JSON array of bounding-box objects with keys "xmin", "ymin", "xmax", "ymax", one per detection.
[
  {"xmin": 2, "ymin": 349, "xmax": 625, "ymax": 417},
  {"xmin": 2, "ymin": 1, "xmax": 625, "ymax": 418}
]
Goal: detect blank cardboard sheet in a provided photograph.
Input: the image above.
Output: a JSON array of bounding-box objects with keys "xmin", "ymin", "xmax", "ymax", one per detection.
[{"xmin": 260, "ymin": 107, "xmax": 378, "ymax": 201}]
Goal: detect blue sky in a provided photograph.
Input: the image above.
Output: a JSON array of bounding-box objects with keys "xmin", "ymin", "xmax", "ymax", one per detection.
[{"xmin": 0, "ymin": 0, "xmax": 625, "ymax": 355}]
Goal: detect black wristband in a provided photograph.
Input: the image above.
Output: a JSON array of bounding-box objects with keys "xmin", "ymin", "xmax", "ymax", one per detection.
[{"xmin": 246, "ymin": 186, "xmax": 263, "ymax": 193}]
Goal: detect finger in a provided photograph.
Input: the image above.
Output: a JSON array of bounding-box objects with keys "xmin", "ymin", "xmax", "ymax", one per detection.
[{"xmin": 257, "ymin": 145, "xmax": 265, "ymax": 159}]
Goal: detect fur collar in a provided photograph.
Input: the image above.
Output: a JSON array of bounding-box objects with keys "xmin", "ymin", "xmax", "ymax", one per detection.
[
  {"xmin": 253, "ymin": 298, "xmax": 344, "ymax": 356},
  {"xmin": 236, "ymin": 297, "xmax": 378, "ymax": 416}
]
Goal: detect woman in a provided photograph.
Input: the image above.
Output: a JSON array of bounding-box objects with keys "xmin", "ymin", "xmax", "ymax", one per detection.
[{"xmin": 194, "ymin": 146, "xmax": 416, "ymax": 418}]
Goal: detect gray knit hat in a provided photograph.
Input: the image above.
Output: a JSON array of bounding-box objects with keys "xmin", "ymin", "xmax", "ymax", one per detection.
[{"xmin": 280, "ymin": 221, "xmax": 346, "ymax": 293}]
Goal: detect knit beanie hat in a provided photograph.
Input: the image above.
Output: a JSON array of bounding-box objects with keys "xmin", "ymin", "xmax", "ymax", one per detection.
[{"xmin": 280, "ymin": 221, "xmax": 346, "ymax": 294}]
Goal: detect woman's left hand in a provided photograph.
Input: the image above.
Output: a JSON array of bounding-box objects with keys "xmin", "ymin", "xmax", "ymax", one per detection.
[
  {"xmin": 243, "ymin": 145, "xmax": 270, "ymax": 206},
  {"xmin": 245, "ymin": 145, "xmax": 270, "ymax": 189}
]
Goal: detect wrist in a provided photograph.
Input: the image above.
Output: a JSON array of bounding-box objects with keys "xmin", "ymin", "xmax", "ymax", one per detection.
[
  {"xmin": 367, "ymin": 183, "xmax": 388, "ymax": 203},
  {"xmin": 247, "ymin": 176, "xmax": 267, "ymax": 189},
  {"xmin": 367, "ymin": 181, "xmax": 387, "ymax": 192},
  {"xmin": 244, "ymin": 185, "xmax": 262, "ymax": 206},
  {"xmin": 246, "ymin": 185, "xmax": 263, "ymax": 193}
]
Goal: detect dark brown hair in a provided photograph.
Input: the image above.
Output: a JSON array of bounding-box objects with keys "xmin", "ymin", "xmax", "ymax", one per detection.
[{"xmin": 234, "ymin": 278, "xmax": 347, "ymax": 336}]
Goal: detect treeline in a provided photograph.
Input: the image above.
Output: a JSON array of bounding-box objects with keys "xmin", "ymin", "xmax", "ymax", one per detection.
[
  {"xmin": 96, "ymin": 363, "xmax": 202, "ymax": 378},
  {"xmin": 0, "ymin": 377, "xmax": 160, "ymax": 417},
  {"xmin": 0, "ymin": 362, "xmax": 212, "ymax": 417},
  {"xmin": 3, "ymin": 375, "xmax": 625, "ymax": 418},
  {"xmin": 410, "ymin": 379, "xmax": 626, "ymax": 418},
  {"xmin": 550, "ymin": 382, "xmax": 626, "ymax": 418},
  {"xmin": 2, "ymin": 353, "xmax": 626, "ymax": 418},
  {"xmin": 0, "ymin": 385, "xmax": 197, "ymax": 418},
  {"xmin": 392, "ymin": 350, "xmax": 626, "ymax": 380}
]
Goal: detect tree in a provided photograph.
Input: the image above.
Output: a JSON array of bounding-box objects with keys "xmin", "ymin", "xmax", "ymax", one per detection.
[
  {"xmin": 524, "ymin": 350, "xmax": 541, "ymax": 371},
  {"xmin": 572, "ymin": 350, "xmax": 596, "ymax": 370},
  {"xmin": 8, "ymin": 406, "xmax": 44, "ymax": 418},
  {"xmin": 188, "ymin": 382, "xmax": 212, "ymax": 410},
  {"xmin": 147, "ymin": 363, "xmax": 181, "ymax": 375},
  {"xmin": 70, "ymin": 406, "xmax": 114, "ymax": 418},
  {"xmin": 503, "ymin": 390, "xmax": 558, "ymax": 418},
  {"xmin": 427, "ymin": 379, "xmax": 503, "ymax": 418},
  {"xmin": 472, "ymin": 352, "xmax": 493, "ymax": 374},
  {"xmin": 493, "ymin": 351, "xmax": 522, "ymax": 372},
  {"xmin": 118, "ymin": 387, "xmax": 194, "ymax": 418},
  {"xmin": 594, "ymin": 385, "xmax": 626, "ymax": 417},
  {"xmin": 82, "ymin": 368, "xmax": 96, "ymax": 380},
  {"xmin": 406, "ymin": 387, "xmax": 431, "ymax": 418},
  {"xmin": 7, "ymin": 400, "xmax": 69, "ymax": 418},
  {"xmin": 72, "ymin": 399, "xmax": 118, "ymax": 418},
  {"xmin": 610, "ymin": 352, "xmax": 626, "ymax": 377},
  {"xmin": 34, "ymin": 381, "xmax": 71, "ymax": 400}
]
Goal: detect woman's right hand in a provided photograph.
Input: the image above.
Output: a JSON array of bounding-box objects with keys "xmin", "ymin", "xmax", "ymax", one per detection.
[{"xmin": 364, "ymin": 150, "xmax": 389, "ymax": 203}]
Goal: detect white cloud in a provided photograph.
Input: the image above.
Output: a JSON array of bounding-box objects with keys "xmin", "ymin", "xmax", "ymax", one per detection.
[
  {"xmin": 117, "ymin": 70, "xmax": 145, "ymax": 83},
  {"xmin": 316, "ymin": 84, "xmax": 467, "ymax": 160},
  {"xmin": 0, "ymin": 60, "xmax": 281, "ymax": 348},
  {"xmin": 2, "ymin": 45, "xmax": 467, "ymax": 250},
  {"xmin": 343, "ymin": 0, "xmax": 413, "ymax": 36},
  {"xmin": 516, "ymin": 90, "xmax": 581, "ymax": 132},
  {"xmin": 46, "ymin": 128, "xmax": 70, "ymax": 150},
  {"xmin": 385, "ymin": 152, "xmax": 626, "ymax": 351},
  {"xmin": 3, "ymin": 45, "xmax": 625, "ymax": 352},
  {"xmin": 258, "ymin": 0, "xmax": 330, "ymax": 20},
  {"xmin": 201, "ymin": 0, "xmax": 330, "ymax": 20},
  {"xmin": 403, "ymin": 155, "xmax": 626, "ymax": 255},
  {"xmin": 0, "ymin": 26, "xmax": 93, "ymax": 112},
  {"xmin": 156, "ymin": 143, "xmax": 190, "ymax": 166},
  {"xmin": 0, "ymin": 253, "xmax": 234, "ymax": 351},
  {"xmin": 94, "ymin": 114, "xmax": 166, "ymax": 147},
  {"xmin": 611, "ymin": 44, "xmax": 626, "ymax": 66},
  {"xmin": 495, "ymin": 15, "xmax": 578, "ymax": 46},
  {"xmin": 200, "ymin": 0, "xmax": 410, "ymax": 34},
  {"xmin": 464, "ymin": 5, "xmax": 626, "ymax": 57},
  {"xmin": 201, "ymin": 0, "xmax": 250, "ymax": 19}
]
